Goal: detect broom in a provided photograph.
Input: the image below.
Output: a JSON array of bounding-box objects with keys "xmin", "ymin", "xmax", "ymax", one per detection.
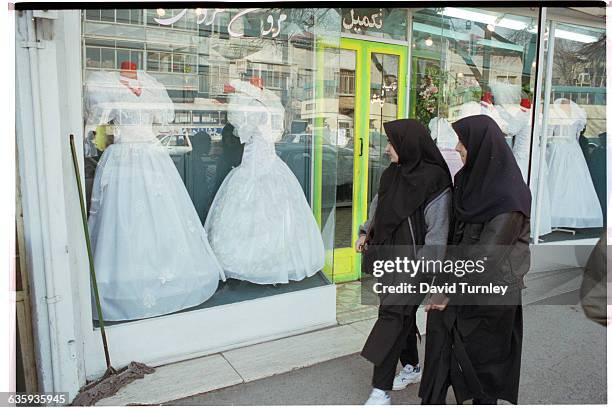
[{"xmin": 69, "ymin": 135, "xmax": 155, "ymax": 406}]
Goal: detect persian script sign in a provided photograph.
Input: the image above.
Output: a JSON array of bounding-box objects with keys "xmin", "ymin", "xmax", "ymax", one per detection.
[
  {"xmin": 154, "ymin": 8, "xmax": 287, "ymax": 38},
  {"xmin": 342, "ymin": 8, "xmax": 384, "ymax": 33}
]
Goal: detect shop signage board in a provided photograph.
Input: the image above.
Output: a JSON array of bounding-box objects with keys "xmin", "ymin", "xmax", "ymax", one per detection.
[{"xmin": 154, "ymin": 8, "xmax": 288, "ymax": 38}]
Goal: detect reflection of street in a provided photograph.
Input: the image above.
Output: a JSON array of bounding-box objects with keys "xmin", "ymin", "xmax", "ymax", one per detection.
[{"xmin": 334, "ymin": 207, "xmax": 353, "ymax": 249}]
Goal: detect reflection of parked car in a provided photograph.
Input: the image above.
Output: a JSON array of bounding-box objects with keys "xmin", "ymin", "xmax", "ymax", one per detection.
[
  {"xmin": 276, "ymin": 131, "xmax": 386, "ymax": 190},
  {"xmin": 280, "ymin": 133, "xmax": 310, "ymax": 144},
  {"xmin": 276, "ymin": 133, "xmax": 313, "ymax": 197},
  {"xmin": 157, "ymin": 132, "xmax": 193, "ymax": 156}
]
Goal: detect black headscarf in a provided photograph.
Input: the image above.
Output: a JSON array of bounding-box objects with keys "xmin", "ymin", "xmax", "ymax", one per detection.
[
  {"xmin": 370, "ymin": 119, "xmax": 452, "ymax": 244},
  {"xmin": 451, "ymin": 115, "xmax": 531, "ymax": 224}
]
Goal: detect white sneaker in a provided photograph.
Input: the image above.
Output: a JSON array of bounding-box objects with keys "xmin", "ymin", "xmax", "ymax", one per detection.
[
  {"xmin": 392, "ymin": 364, "xmax": 422, "ymax": 390},
  {"xmin": 364, "ymin": 388, "xmax": 391, "ymax": 405}
]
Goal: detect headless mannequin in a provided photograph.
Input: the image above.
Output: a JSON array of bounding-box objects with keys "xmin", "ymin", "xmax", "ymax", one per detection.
[{"xmin": 551, "ymin": 98, "xmax": 575, "ymax": 235}]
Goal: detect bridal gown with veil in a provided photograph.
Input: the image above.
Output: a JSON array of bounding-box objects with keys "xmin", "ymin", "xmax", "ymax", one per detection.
[
  {"xmin": 204, "ymin": 80, "xmax": 325, "ymax": 284},
  {"xmin": 85, "ymin": 71, "xmax": 224, "ymax": 321}
]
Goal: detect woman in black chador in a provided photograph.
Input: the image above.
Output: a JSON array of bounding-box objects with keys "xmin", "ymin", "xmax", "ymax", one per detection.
[
  {"xmin": 419, "ymin": 114, "xmax": 531, "ymax": 405},
  {"xmin": 358, "ymin": 119, "xmax": 452, "ymax": 405}
]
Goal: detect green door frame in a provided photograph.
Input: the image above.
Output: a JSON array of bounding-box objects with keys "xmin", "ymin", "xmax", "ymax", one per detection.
[{"xmin": 313, "ymin": 38, "xmax": 407, "ymax": 283}]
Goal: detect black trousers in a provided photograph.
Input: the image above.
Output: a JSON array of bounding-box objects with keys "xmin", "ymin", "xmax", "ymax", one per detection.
[
  {"xmin": 473, "ymin": 398, "xmax": 498, "ymax": 405},
  {"xmin": 371, "ymin": 308, "xmax": 419, "ymax": 390}
]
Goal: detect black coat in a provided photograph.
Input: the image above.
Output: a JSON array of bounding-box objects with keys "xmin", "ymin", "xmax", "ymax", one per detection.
[
  {"xmin": 360, "ymin": 205, "xmax": 428, "ymax": 366},
  {"xmin": 419, "ymin": 212, "xmax": 530, "ymax": 405}
]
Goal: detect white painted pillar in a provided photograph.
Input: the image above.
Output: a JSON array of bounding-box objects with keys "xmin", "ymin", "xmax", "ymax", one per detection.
[{"xmin": 15, "ymin": 10, "xmax": 83, "ymax": 403}]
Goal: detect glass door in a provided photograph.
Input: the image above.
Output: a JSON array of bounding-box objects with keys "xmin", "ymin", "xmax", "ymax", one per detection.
[{"xmin": 330, "ymin": 38, "xmax": 407, "ymax": 283}]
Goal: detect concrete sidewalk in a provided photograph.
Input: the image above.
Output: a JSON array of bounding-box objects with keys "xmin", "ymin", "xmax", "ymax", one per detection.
[
  {"xmin": 95, "ymin": 268, "xmax": 605, "ymax": 406},
  {"xmin": 168, "ymin": 303, "xmax": 607, "ymax": 405}
]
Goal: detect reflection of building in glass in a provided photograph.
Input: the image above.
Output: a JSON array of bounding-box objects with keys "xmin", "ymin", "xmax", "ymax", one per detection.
[{"xmin": 83, "ymin": 8, "xmax": 319, "ymax": 137}]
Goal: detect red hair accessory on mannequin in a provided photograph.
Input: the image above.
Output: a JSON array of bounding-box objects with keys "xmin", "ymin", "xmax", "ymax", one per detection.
[
  {"xmin": 119, "ymin": 60, "xmax": 140, "ymax": 95},
  {"xmin": 120, "ymin": 60, "xmax": 138, "ymax": 80},
  {"xmin": 249, "ymin": 76, "xmax": 264, "ymax": 89},
  {"xmin": 481, "ymin": 91, "xmax": 494, "ymax": 105},
  {"xmin": 120, "ymin": 61, "xmax": 137, "ymax": 71},
  {"xmin": 520, "ymin": 98, "xmax": 531, "ymax": 110}
]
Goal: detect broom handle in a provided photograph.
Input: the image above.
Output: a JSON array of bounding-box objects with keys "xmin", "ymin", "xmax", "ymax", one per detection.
[{"xmin": 69, "ymin": 135, "xmax": 112, "ymax": 370}]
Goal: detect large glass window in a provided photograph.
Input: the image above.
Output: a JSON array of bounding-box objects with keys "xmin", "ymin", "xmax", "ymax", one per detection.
[
  {"xmin": 532, "ymin": 12, "xmax": 606, "ymax": 242},
  {"xmin": 81, "ymin": 8, "xmax": 341, "ymax": 324},
  {"xmin": 411, "ymin": 7, "xmax": 539, "ymax": 218},
  {"xmin": 411, "ymin": 7, "xmax": 606, "ymax": 244}
]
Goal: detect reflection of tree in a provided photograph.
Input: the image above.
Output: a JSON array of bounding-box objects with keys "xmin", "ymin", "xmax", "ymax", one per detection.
[
  {"xmin": 553, "ymin": 39, "xmax": 586, "ymax": 86},
  {"xmin": 552, "ymin": 33, "xmax": 605, "ymax": 88},
  {"xmin": 281, "ymin": 8, "xmax": 340, "ymax": 36},
  {"xmin": 578, "ymin": 34, "xmax": 606, "ymax": 86}
]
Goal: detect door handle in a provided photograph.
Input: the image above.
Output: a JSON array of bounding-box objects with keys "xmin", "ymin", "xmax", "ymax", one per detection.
[{"xmin": 359, "ymin": 137, "xmax": 364, "ymax": 157}]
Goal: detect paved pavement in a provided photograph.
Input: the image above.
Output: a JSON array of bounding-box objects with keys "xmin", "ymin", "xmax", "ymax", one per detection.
[{"xmin": 168, "ymin": 303, "xmax": 607, "ymax": 405}]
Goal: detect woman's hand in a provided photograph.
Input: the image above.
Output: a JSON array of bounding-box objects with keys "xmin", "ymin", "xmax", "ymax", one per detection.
[
  {"xmin": 355, "ymin": 234, "xmax": 367, "ymax": 252},
  {"xmin": 424, "ymin": 293, "xmax": 449, "ymax": 312}
]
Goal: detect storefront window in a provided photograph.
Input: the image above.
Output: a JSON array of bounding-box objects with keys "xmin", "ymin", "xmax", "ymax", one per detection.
[
  {"xmin": 81, "ymin": 8, "xmax": 341, "ymax": 324},
  {"xmin": 532, "ymin": 15, "xmax": 606, "ymax": 242},
  {"xmin": 411, "ymin": 7, "xmax": 538, "ymax": 207},
  {"xmin": 411, "ymin": 7, "xmax": 606, "ymax": 244}
]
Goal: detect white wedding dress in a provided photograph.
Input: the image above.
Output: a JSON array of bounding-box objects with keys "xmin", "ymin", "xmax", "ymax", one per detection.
[
  {"xmin": 85, "ymin": 71, "xmax": 224, "ymax": 321},
  {"xmin": 546, "ymin": 99, "xmax": 602, "ymax": 228},
  {"xmin": 530, "ymin": 128, "xmax": 553, "ymax": 237},
  {"xmin": 457, "ymin": 100, "xmax": 509, "ymax": 135},
  {"xmin": 205, "ymin": 80, "xmax": 325, "ymax": 284},
  {"xmin": 428, "ymin": 117, "xmax": 463, "ymax": 179},
  {"xmin": 510, "ymin": 108, "xmax": 531, "ymax": 182}
]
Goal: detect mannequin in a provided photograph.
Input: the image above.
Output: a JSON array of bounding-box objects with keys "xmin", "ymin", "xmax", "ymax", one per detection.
[
  {"xmin": 511, "ymin": 98, "xmax": 533, "ymax": 181},
  {"xmin": 458, "ymin": 91, "xmax": 509, "ymax": 135},
  {"xmin": 525, "ymin": 99, "xmax": 553, "ymax": 237},
  {"xmin": 489, "ymin": 80, "xmax": 523, "ymax": 145},
  {"xmin": 205, "ymin": 79, "xmax": 325, "ymax": 284},
  {"xmin": 84, "ymin": 65, "xmax": 224, "ymax": 321},
  {"xmin": 119, "ymin": 60, "xmax": 142, "ymax": 96},
  {"xmin": 428, "ymin": 116, "xmax": 462, "ymax": 179},
  {"xmin": 545, "ymin": 98, "xmax": 602, "ymax": 229}
]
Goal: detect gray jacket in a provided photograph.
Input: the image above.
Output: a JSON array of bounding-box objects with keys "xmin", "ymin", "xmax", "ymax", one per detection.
[{"xmin": 358, "ymin": 188, "xmax": 452, "ymax": 260}]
